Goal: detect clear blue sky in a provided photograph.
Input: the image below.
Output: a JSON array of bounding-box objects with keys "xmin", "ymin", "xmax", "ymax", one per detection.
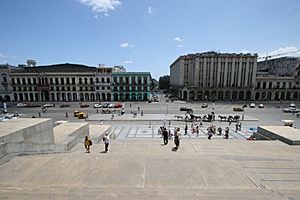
[{"xmin": 1, "ymin": 0, "xmax": 300, "ymax": 79}]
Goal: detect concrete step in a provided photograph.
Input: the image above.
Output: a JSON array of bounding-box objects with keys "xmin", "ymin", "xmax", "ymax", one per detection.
[
  {"xmin": 89, "ymin": 125, "xmax": 112, "ymax": 144},
  {"xmin": 53, "ymin": 122, "xmax": 89, "ymax": 151}
]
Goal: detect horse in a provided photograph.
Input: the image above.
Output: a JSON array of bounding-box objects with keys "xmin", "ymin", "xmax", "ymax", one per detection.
[{"xmin": 218, "ymin": 115, "xmax": 227, "ymax": 121}]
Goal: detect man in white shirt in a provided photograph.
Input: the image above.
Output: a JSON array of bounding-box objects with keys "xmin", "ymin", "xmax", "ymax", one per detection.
[{"xmin": 103, "ymin": 133, "xmax": 110, "ymax": 153}]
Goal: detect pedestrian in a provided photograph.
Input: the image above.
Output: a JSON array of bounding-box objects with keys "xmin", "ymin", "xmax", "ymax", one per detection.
[
  {"xmin": 65, "ymin": 112, "xmax": 68, "ymax": 118},
  {"xmin": 218, "ymin": 127, "xmax": 222, "ymax": 135},
  {"xmin": 86, "ymin": 113, "xmax": 89, "ymax": 119},
  {"xmin": 97, "ymin": 109, "xmax": 99, "ymax": 114},
  {"xmin": 111, "ymin": 113, "xmax": 114, "ymax": 119},
  {"xmin": 39, "ymin": 112, "xmax": 41, "ymax": 118},
  {"xmin": 196, "ymin": 125, "xmax": 199, "ymax": 137},
  {"xmin": 224, "ymin": 127, "xmax": 229, "ymax": 139},
  {"xmin": 239, "ymin": 122, "xmax": 242, "ymax": 131},
  {"xmin": 174, "ymin": 128, "xmax": 181, "ymax": 149},
  {"xmin": 130, "ymin": 104, "xmax": 132, "ymax": 108},
  {"xmin": 84, "ymin": 136, "xmax": 92, "ymax": 153},
  {"xmin": 138, "ymin": 107, "xmax": 140, "ymax": 111},
  {"xmin": 162, "ymin": 128, "xmax": 169, "ymax": 145},
  {"xmin": 184, "ymin": 123, "xmax": 188, "ymax": 135},
  {"xmin": 235, "ymin": 123, "xmax": 239, "ymax": 132},
  {"xmin": 208, "ymin": 127, "xmax": 213, "ymax": 140},
  {"xmin": 229, "ymin": 119, "xmax": 232, "ymax": 126},
  {"xmin": 168, "ymin": 120, "xmax": 171, "ymax": 128},
  {"xmin": 141, "ymin": 110, "xmax": 144, "ymax": 116},
  {"xmin": 242, "ymin": 113, "xmax": 244, "ymax": 121},
  {"xmin": 103, "ymin": 133, "xmax": 110, "ymax": 153}
]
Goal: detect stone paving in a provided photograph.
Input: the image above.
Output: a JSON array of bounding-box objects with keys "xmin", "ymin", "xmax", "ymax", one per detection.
[{"xmin": 111, "ymin": 124, "xmax": 254, "ymax": 139}]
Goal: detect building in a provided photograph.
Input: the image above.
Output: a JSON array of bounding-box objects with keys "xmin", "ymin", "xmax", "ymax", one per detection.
[
  {"xmin": 257, "ymin": 57, "xmax": 299, "ymax": 77},
  {"xmin": 111, "ymin": 72, "xmax": 151, "ymax": 101},
  {"xmin": 0, "ymin": 64, "xmax": 15, "ymax": 102},
  {"xmin": 0, "ymin": 62, "xmax": 151, "ymax": 102},
  {"xmin": 170, "ymin": 51, "xmax": 257, "ymax": 101}
]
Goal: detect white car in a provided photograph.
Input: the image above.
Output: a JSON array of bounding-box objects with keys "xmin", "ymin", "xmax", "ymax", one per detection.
[
  {"xmin": 94, "ymin": 103, "xmax": 102, "ymax": 108},
  {"xmin": 17, "ymin": 103, "xmax": 27, "ymax": 107},
  {"xmin": 258, "ymin": 104, "xmax": 264, "ymax": 108},
  {"xmin": 43, "ymin": 103, "xmax": 55, "ymax": 108},
  {"xmin": 290, "ymin": 103, "xmax": 296, "ymax": 108},
  {"xmin": 108, "ymin": 103, "xmax": 114, "ymax": 108},
  {"xmin": 249, "ymin": 103, "xmax": 255, "ymax": 108}
]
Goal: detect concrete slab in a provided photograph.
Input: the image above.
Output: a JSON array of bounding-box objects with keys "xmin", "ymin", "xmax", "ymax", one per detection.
[
  {"xmin": 0, "ymin": 139, "xmax": 300, "ymax": 199},
  {"xmin": 257, "ymin": 126, "xmax": 300, "ymax": 145}
]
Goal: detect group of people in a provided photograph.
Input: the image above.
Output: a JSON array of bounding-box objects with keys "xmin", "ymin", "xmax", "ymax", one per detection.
[
  {"xmin": 184, "ymin": 122, "xmax": 203, "ymax": 137},
  {"xmin": 84, "ymin": 133, "xmax": 110, "ymax": 153},
  {"xmin": 158, "ymin": 126, "xmax": 181, "ymax": 150}
]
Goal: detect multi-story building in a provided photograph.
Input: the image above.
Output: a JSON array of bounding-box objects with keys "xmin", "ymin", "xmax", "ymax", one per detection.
[
  {"xmin": 111, "ymin": 72, "xmax": 151, "ymax": 101},
  {"xmin": 170, "ymin": 51, "xmax": 257, "ymax": 101},
  {"xmin": 0, "ymin": 64, "xmax": 14, "ymax": 102},
  {"xmin": 257, "ymin": 57, "xmax": 299, "ymax": 77},
  {"xmin": 0, "ymin": 62, "xmax": 151, "ymax": 102}
]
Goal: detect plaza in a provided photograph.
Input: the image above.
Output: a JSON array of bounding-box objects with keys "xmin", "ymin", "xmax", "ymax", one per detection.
[{"xmin": 1, "ymin": 99, "xmax": 300, "ymax": 199}]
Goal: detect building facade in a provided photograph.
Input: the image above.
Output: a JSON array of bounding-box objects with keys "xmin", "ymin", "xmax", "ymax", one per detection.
[
  {"xmin": 0, "ymin": 63, "xmax": 151, "ymax": 102},
  {"xmin": 170, "ymin": 52, "xmax": 257, "ymax": 101},
  {"xmin": 111, "ymin": 72, "xmax": 151, "ymax": 101}
]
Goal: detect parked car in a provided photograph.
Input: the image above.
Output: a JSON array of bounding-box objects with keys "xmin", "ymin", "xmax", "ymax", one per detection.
[
  {"xmin": 80, "ymin": 104, "xmax": 89, "ymax": 108},
  {"xmin": 94, "ymin": 103, "xmax": 102, "ymax": 108},
  {"xmin": 249, "ymin": 103, "xmax": 256, "ymax": 108},
  {"xmin": 258, "ymin": 104, "xmax": 264, "ymax": 108},
  {"xmin": 290, "ymin": 103, "xmax": 296, "ymax": 108},
  {"xmin": 17, "ymin": 103, "xmax": 27, "ymax": 107},
  {"xmin": 43, "ymin": 103, "xmax": 55, "ymax": 108},
  {"xmin": 180, "ymin": 107, "xmax": 189, "ymax": 111},
  {"xmin": 233, "ymin": 107, "xmax": 244, "ymax": 112},
  {"xmin": 282, "ymin": 107, "xmax": 300, "ymax": 113},
  {"xmin": 60, "ymin": 104, "xmax": 70, "ymax": 108},
  {"xmin": 108, "ymin": 103, "xmax": 114, "ymax": 108},
  {"xmin": 201, "ymin": 103, "xmax": 208, "ymax": 108},
  {"xmin": 282, "ymin": 107, "xmax": 291, "ymax": 113},
  {"xmin": 114, "ymin": 103, "xmax": 123, "ymax": 108}
]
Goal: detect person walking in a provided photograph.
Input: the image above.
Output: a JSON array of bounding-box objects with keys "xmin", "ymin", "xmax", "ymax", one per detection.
[
  {"xmin": 174, "ymin": 128, "xmax": 181, "ymax": 149},
  {"xmin": 65, "ymin": 112, "xmax": 68, "ymax": 118},
  {"xmin": 38, "ymin": 112, "xmax": 41, "ymax": 118},
  {"xmin": 103, "ymin": 133, "xmax": 110, "ymax": 153},
  {"xmin": 84, "ymin": 136, "xmax": 92, "ymax": 153},
  {"xmin": 184, "ymin": 123, "xmax": 188, "ymax": 135},
  {"xmin": 235, "ymin": 123, "xmax": 239, "ymax": 132},
  {"xmin": 196, "ymin": 125, "xmax": 199, "ymax": 137},
  {"xmin": 162, "ymin": 128, "xmax": 169, "ymax": 145}
]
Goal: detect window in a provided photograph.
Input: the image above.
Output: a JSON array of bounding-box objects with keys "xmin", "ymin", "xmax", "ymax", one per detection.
[
  {"xmin": 50, "ymin": 78, "xmax": 53, "ymax": 84},
  {"xmin": 79, "ymin": 78, "xmax": 82, "ymax": 84},
  {"xmin": 269, "ymin": 82, "xmax": 272, "ymax": 89},
  {"xmin": 22, "ymin": 78, "xmax": 26, "ymax": 85},
  {"xmin": 66, "ymin": 78, "xmax": 70, "ymax": 85},
  {"xmin": 61, "ymin": 78, "xmax": 64, "ymax": 85},
  {"xmin": 72, "ymin": 78, "xmax": 75, "ymax": 84},
  {"xmin": 67, "ymin": 86, "xmax": 71, "ymax": 91},
  {"xmin": 27, "ymin": 78, "xmax": 31, "ymax": 84},
  {"xmin": 90, "ymin": 77, "xmax": 93, "ymax": 84},
  {"xmin": 11, "ymin": 78, "xmax": 15, "ymax": 84},
  {"xmin": 73, "ymin": 86, "xmax": 76, "ymax": 91},
  {"xmin": 107, "ymin": 77, "xmax": 110, "ymax": 83},
  {"xmin": 102, "ymin": 86, "xmax": 105, "ymax": 90},
  {"xmin": 55, "ymin": 78, "xmax": 59, "ymax": 85},
  {"xmin": 84, "ymin": 78, "xmax": 88, "ymax": 84},
  {"xmin": 17, "ymin": 78, "xmax": 21, "ymax": 85}
]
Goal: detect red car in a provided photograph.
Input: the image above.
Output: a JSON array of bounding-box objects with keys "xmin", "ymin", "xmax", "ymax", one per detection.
[{"xmin": 114, "ymin": 103, "xmax": 123, "ymax": 108}]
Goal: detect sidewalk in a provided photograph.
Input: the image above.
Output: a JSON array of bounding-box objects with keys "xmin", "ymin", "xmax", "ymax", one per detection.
[{"xmin": 86, "ymin": 113, "xmax": 258, "ymax": 122}]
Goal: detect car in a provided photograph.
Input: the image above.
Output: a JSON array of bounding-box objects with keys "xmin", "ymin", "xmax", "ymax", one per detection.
[
  {"xmin": 80, "ymin": 104, "xmax": 89, "ymax": 108},
  {"xmin": 114, "ymin": 103, "xmax": 123, "ymax": 108},
  {"xmin": 102, "ymin": 103, "xmax": 109, "ymax": 108},
  {"xmin": 258, "ymin": 104, "xmax": 264, "ymax": 108},
  {"xmin": 233, "ymin": 107, "xmax": 244, "ymax": 112},
  {"xmin": 94, "ymin": 103, "xmax": 102, "ymax": 108},
  {"xmin": 108, "ymin": 103, "xmax": 114, "ymax": 108},
  {"xmin": 242, "ymin": 104, "xmax": 247, "ymax": 108},
  {"xmin": 249, "ymin": 103, "xmax": 255, "ymax": 108},
  {"xmin": 282, "ymin": 107, "xmax": 291, "ymax": 113},
  {"xmin": 290, "ymin": 108, "xmax": 300, "ymax": 113},
  {"xmin": 17, "ymin": 103, "xmax": 27, "ymax": 107},
  {"xmin": 201, "ymin": 103, "xmax": 208, "ymax": 108},
  {"xmin": 290, "ymin": 103, "xmax": 296, "ymax": 108},
  {"xmin": 43, "ymin": 103, "xmax": 55, "ymax": 108},
  {"xmin": 60, "ymin": 104, "xmax": 70, "ymax": 108},
  {"xmin": 180, "ymin": 107, "xmax": 189, "ymax": 111}
]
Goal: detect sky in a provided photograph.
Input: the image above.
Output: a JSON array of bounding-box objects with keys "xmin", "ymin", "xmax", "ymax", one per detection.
[{"xmin": 1, "ymin": 0, "xmax": 300, "ymax": 79}]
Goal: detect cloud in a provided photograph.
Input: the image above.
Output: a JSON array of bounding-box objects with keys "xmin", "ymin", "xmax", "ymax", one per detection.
[
  {"xmin": 148, "ymin": 6, "xmax": 152, "ymax": 14},
  {"xmin": 120, "ymin": 42, "xmax": 134, "ymax": 48},
  {"xmin": 174, "ymin": 37, "xmax": 182, "ymax": 42},
  {"xmin": 78, "ymin": 0, "xmax": 121, "ymax": 15},
  {"xmin": 259, "ymin": 46, "xmax": 300, "ymax": 59},
  {"xmin": 124, "ymin": 60, "xmax": 133, "ymax": 64},
  {"xmin": 178, "ymin": 44, "xmax": 183, "ymax": 48},
  {"xmin": 0, "ymin": 53, "xmax": 8, "ymax": 63}
]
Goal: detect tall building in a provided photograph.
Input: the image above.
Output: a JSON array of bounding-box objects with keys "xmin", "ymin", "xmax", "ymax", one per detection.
[
  {"xmin": 170, "ymin": 51, "xmax": 257, "ymax": 101},
  {"xmin": 0, "ymin": 64, "xmax": 14, "ymax": 102}
]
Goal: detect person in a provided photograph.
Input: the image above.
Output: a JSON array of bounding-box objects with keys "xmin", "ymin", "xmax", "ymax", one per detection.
[
  {"xmin": 239, "ymin": 122, "xmax": 242, "ymax": 131},
  {"xmin": 138, "ymin": 107, "xmax": 140, "ymax": 111},
  {"xmin": 96, "ymin": 109, "xmax": 99, "ymax": 114},
  {"xmin": 168, "ymin": 120, "xmax": 171, "ymax": 128},
  {"xmin": 141, "ymin": 110, "xmax": 144, "ymax": 116},
  {"xmin": 103, "ymin": 133, "xmax": 110, "ymax": 152},
  {"xmin": 162, "ymin": 128, "xmax": 169, "ymax": 145},
  {"xmin": 208, "ymin": 128, "xmax": 213, "ymax": 140},
  {"xmin": 174, "ymin": 128, "xmax": 181, "ymax": 149},
  {"xmin": 32, "ymin": 114, "xmax": 36, "ymax": 118},
  {"xmin": 235, "ymin": 123, "xmax": 239, "ymax": 132},
  {"xmin": 100, "ymin": 120, "xmax": 103, "ymax": 125},
  {"xmin": 86, "ymin": 113, "xmax": 89, "ymax": 119},
  {"xmin": 196, "ymin": 125, "xmax": 199, "ymax": 137},
  {"xmin": 84, "ymin": 136, "xmax": 92, "ymax": 153},
  {"xmin": 65, "ymin": 112, "xmax": 68, "ymax": 118},
  {"xmin": 184, "ymin": 123, "xmax": 188, "ymax": 135},
  {"xmin": 39, "ymin": 112, "xmax": 41, "ymax": 118},
  {"xmin": 218, "ymin": 127, "xmax": 222, "ymax": 135},
  {"xmin": 111, "ymin": 113, "xmax": 114, "ymax": 119},
  {"xmin": 229, "ymin": 119, "xmax": 232, "ymax": 126},
  {"xmin": 224, "ymin": 127, "xmax": 229, "ymax": 139}
]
